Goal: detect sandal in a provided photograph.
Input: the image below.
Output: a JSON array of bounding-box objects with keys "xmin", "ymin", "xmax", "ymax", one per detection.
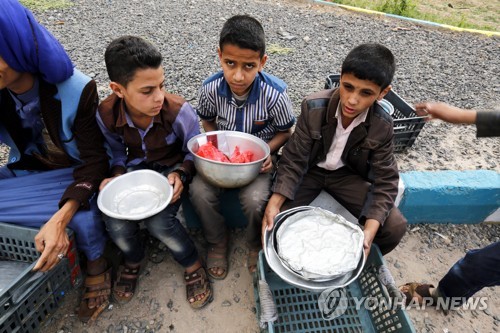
[
  {"xmin": 399, "ymin": 282, "xmax": 435, "ymax": 306},
  {"xmin": 206, "ymin": 242, "xmax": 228, "ymax": 280},
  {"xmin": 78, "ymin": 267, "xmax": 112, "ymax": 323},
  {"xmin": 247, "ymin": 248, "xmax": 260, "ymax": 274},
  {"xmin": 113, "ymin": 261, "xmax": 145, "ymax": 304},
  {"xmin": 185, "ymin": 266, "xmax": 213, "ymax": 309}
]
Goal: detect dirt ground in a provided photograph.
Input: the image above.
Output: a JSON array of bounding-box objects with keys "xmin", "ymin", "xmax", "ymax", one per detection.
[{"xmin": 46, "ymin": 213, "xmax": 499, "ymax": 333}]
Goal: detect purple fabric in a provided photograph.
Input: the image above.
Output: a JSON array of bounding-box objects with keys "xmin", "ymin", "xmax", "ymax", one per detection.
[
  {"xmin": 0, "ymin": 0, "xmax": 73, "ymax": 84},
  {"xmin": 0, "ymin": 168, "xmax": 107, "ymax": 260}
]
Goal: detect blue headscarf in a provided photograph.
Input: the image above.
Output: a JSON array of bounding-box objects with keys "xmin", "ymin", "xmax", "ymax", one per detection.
[{"xmin": 0, "ymin": 0, "xmax": 73, "ymax": 84}]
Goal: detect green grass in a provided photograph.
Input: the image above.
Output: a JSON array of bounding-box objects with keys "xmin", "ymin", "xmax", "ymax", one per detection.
[
  {"xmin": 20, "ymin": 0, "xmax": 73, "ymax": 11},
  {"xmin": 327, "ymin": 0, "xmax": 498, "ymax": 31}
]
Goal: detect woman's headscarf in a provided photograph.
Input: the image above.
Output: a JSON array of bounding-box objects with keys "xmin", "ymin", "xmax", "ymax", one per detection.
[{"xmin": 0, "ymin": 0, "xmax": 73, "ymax": 84}]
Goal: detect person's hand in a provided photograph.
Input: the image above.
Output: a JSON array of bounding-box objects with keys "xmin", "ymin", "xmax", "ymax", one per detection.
[
  {"xmin": 260, "ymin": 155, "xmax": 273, "ymax": 173},
  {"xmin": 33, "ymin": 200, "xmax": 79, "ymax": 272},
  {"xmin": 415, "ymin": 102, "xmax": 476, "ymax": 125},
  {"xmin": 168, "ymin": 172, "xmax": 184, "ymax": 203},
  {"xmin": 261, "ymin": 193, "xmax": 286, "ymax": 243},
  {"xmin": 99, "ymin": 174, "xmax": 122, "ymax": 191},
  {"xmin": 362, "ymin": 219, "xmax": 380, "ymax": 259}
]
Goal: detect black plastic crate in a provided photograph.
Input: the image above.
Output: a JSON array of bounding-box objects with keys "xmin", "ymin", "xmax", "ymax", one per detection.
[
  {"xmin": 325, "ymin": 74, "xmax": 425, "ymax": 152},
  {"xmin": 0, "ymin": 223, "xmax": 78, "ymax": 333},
  {"xmin": 254, "ymin": 245, "xmax": 416, "ymax": 333}
]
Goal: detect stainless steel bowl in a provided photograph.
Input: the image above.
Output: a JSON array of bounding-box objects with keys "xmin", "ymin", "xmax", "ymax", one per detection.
[
  {"xmin": 263, "ymin": 206, "xmax": 366, "ymax": 292},
  {"xmin": 187, "ymin": 131, "xmax": 270, "ymax": 188},
  {"xmin": 97, "ymin": 170, "xmax": 173, "ymax": 220}
]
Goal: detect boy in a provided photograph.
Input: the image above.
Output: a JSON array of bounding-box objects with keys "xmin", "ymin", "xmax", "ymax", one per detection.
[
  {"xmin": 190, "ymin": 15, "xmax": 295, "ymax": 279},
  {"xmin": 263, "ymin": 43, "xmax": 407, "ymax": 257},
  {"xmin": 97, "ymin": 36, "xmax": 211, "ymax": 308},
  {"xmin": 0, "ymin": 0, "xmax": 110, "ymax": 322}
]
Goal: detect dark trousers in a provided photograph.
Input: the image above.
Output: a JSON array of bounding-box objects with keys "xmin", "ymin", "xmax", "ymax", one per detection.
[
  {"xmin": 282, "ymin": 165, "xmax": 407, "ymax": 255},
  {"xmin": 438, "ymin": 241, "xmax": 500, "ymax": 304},
  {"xmin": 103, "ymin": 199, "xmax": 198, "ymax": 268}
]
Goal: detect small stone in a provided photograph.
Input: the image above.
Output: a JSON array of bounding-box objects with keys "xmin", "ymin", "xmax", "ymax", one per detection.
[
  {"xmin": 167, "ymin": 299, "xmax": 174, "ymax": 310},
  {"xmin": 394, "ymin": 261, "xmax": 402, "ymax": 269},
  {"xmin": 221, "ymin": 300, "xmax": 232, "ymax": 307},
  {"xmin": 233, "ymin": 295, "xmax": 240, "ymax": 303},
  {"xmin": 169, "ymin": 324, "xmax": 175, "ymax": 330},
  {"xmin": 303, "ymin": 36, "xmax": 311, "ymax": 42},
  {"xmin": 234, "ymin": 272, "xmax": 240, "ymax": 278},
  {"xmin": 107, "ymin": 324, "xmax": 114, "ymax": 333}
]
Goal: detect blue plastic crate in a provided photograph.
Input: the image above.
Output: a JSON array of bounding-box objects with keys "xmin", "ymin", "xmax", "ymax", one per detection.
[
  {"xmin": 0, "ymin": 223, "xmax": 78, "ymax": 333},
  {"xmin": 325, "ymin": 74, "xmax": 426, "ymax": 153},
  {"xmin": 254, "ymin": 245, "xmax": 416, "ymax": 333}
]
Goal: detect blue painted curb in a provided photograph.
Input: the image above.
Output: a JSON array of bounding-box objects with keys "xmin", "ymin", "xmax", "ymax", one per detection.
[
  {"xmin": 399, "ymin": 170, "xmax": 500, "ymax": 224},
  {"xmin": 182, "ymin": 170, "xmax": 500, "ymax": 228}
]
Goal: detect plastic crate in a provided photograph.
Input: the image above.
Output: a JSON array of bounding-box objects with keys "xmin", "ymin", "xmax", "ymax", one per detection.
[
  {"xmin": 325, "ymin": 74, "xmax": 425, "ymax": 153},
  {"xmin": 0, "ymin": 223, "xmax": 80, "ymax": 333},
  {"xmin": 254, "ymin": 245, "xmax": 416, "ymax": 333}
]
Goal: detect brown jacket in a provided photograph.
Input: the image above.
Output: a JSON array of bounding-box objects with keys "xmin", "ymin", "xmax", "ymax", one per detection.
[
  {"xmin": 272, "ymin": 88, "xmax": 400, "ymax": 225},
  {"xmin": 0, "ymin": 79, "xmax": 110, "ymax": 209},
  {"xmin": 97, "ymin": 93, "xmax": 197, "ymax": 178}
]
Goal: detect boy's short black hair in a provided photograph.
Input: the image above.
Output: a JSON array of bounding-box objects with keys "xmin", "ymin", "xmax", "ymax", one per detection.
[
  {"xmin": 104, "ymin": 35, "xmax": 162, "ymax": 86},
  {"xmin": 219, "ymin": 15, "xmax": 266, "ymax": 57},
  {"xmin": 341, "ymin": 43, "xmax": 395, "ymax": 90}
]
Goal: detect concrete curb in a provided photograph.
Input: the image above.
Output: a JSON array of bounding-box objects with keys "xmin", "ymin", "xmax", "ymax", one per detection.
[
  {"xmin": 182, "ymin": 170, "xmax": 500, "ymax": 228},
  {"xmin": 399, "ymin": 170, "xmax": 500, "ymax": 224},
  {"xmin": 312, "ymin": 0, "xmax": 500, "ymax": 37}
]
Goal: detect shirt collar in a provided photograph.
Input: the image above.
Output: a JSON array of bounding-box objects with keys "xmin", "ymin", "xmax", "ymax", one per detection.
[
  {"xmin": 115, "ymin": 96, "xmax": 163, "ymax": 129},
  {"xmin": 8, "ymin": 78, "xmax": 39, "ymax": 107},
  {"xmin": 216, "ymin": 72, "xmax": 261, "ymax": 105},
  {"xmin": 335, "ymin": 103, "xmax": 369, "ymax": 129}
]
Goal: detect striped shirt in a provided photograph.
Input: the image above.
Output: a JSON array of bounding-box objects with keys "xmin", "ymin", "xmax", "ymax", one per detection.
[{"xmin": 197, "ymin": 71, "xmax": 295, "ymax": 142}]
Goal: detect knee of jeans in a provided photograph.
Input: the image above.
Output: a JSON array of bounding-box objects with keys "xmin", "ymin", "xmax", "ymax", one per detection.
[{"xmin": 104, "ymin": 216, "xmax": 135, "ymax": 236}]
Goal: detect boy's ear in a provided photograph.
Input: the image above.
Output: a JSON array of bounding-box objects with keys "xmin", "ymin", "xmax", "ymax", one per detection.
[
  {"xmin": 109, "ymin": 81, "xmax": 124, "ymax": 98},
  {"xmin": 377, "ymin": 85, "xmax": 391, "ymax": 101},
  {"xmin": 217, "ymin": 47, "xmax": 222, "ymax": 61},
  {"xmin": 258, "ymin": 54, "xmax": 268, "ymax": 71}
]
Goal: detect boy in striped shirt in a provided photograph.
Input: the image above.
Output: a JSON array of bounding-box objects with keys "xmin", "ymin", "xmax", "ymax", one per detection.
[{"xmin": 190, "ymin": 14, "xmax": 295, "ymax": 279}]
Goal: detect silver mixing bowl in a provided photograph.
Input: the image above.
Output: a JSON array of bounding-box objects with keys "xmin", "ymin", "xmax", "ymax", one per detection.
[
  {"xmin": 263, "ymin": 206, "xmax": 366, "ymax": 292},
  {"xmin": 187, "ymin": 131, "xmax": 270, "ymax": 188},
  {"xmin": 97, "ymin": 170, "xmax": 173, "ymax": 220}
]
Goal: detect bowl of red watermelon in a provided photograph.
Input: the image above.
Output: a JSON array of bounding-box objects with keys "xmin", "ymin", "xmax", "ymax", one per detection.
[{"xmin": 187, "ymin": 131, "xmax": 270, "ymax": 188}]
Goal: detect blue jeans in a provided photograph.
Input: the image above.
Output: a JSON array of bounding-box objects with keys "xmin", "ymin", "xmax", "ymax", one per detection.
[
  {"xmin": 438, "ymin": 241, "xmax": 500, "ymax": 305},
  {"xmin": 103, "ymin": 199, "xmax": 198, "ymax": 268}
]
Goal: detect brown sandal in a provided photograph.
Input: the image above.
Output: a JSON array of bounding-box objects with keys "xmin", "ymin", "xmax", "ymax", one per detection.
[
  {"xmin": 206, "ymin": 242, "xmax": 228, "ymax": 280},
  {"xmin": 113, "ymin": 262, "xmax": 144, "ymax": 304},
  {"xmin": 78, "ymin": 267, "xmax": 112, "ymax": 323},
  {"xmin": 247, "ymin": 248, "xmax": 260, "ymax": 274},
  {"xmin": 185, "ymin": 266, "xmax": 213, "ymax": 309},
  {"xmin": 399, "ymin": 282, "xmax": 435, "ymax": 306}
]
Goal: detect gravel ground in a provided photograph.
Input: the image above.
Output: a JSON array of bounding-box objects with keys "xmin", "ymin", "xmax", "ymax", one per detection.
[{"xmin": 0, "ymin": 0, "xmax": 498, "ymax": 332}]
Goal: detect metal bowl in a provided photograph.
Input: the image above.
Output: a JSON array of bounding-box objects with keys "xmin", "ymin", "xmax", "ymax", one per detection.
[
  {"xmin": 97, "ymin": 170, "xmax": 173, "ymax": 220},
  {"xmin": 263, "ymin": 206, "xmax": 366, "ymax": 292},
  {"xmin": 187, "ymin": 131, "xmax": 270, "ymax": 188}
]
